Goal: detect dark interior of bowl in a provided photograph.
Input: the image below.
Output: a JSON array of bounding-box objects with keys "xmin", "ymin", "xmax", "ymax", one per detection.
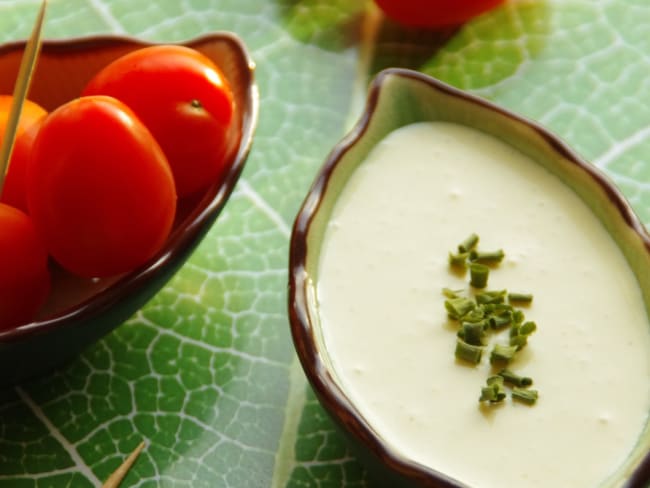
[
  {"xmin": 289, "ymin": 68, "xmax": 650, "ymax": 487},
  {"xmin": 0, "ymin": 33, "xmax": 258, "ymax": 386}
]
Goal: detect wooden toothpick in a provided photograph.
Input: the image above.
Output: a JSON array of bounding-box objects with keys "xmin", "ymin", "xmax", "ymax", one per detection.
[
  {"xmin": 0, "ymin": 0, "xmax": 47, "ymax": 190},
  {"xmin": 102, "ymin": 441, "xmax": 147, "ymax": 488}
]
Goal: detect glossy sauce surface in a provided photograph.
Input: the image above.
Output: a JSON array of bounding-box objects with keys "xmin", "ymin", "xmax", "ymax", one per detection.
[{"xmin": 317, "ymin": 122, "xmax": 650, "ymax": 487}]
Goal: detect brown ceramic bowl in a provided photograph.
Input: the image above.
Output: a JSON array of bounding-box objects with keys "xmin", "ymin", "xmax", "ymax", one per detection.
[
  {"xmin": 288, "ymin": 68, "xmax": 650, "ymax": 487},
  {"xmin": 0, "ymin": 33, "xmax": 258, "ymax": 386}
]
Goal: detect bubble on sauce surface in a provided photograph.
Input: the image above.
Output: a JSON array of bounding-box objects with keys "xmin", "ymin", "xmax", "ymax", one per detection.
[
  {"xmin": 598, "ymin": 413, "xmax": 611, "ymax": 425},
  {"xmin": 448, "ymin": 187, "xmax": 462, "ymax": 200}
]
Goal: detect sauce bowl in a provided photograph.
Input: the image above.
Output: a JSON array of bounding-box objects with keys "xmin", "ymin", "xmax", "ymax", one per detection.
[
  {"xmin": 288, "ymin": 68, "xmax": 650, "ymax": 487},
  {"xmin": 0, "ymin": 33, "xmax": 258, "ymax": 386}
]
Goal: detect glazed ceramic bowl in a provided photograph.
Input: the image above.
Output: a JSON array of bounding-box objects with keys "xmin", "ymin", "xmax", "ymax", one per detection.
[
  {"xmin": 288, "ymin": 68, "xmax": 650, "ymax": 487},
  {"xmin": 0, "ymin": 33, "xmax": 258, "ymax": 386}
]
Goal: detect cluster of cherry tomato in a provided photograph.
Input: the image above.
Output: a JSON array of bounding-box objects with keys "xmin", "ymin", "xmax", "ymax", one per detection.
[{"xmin": 0, "ymin": 45, "xmax": 239, "ymax": 330}]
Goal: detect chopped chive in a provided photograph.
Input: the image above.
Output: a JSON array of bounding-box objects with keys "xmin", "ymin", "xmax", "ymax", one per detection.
[
  {"xmin": 488, "ymin": 310, "xmax": 512, "ymax": 330},
  {"xmin": 455, "ymin": 339, "xmax": 483, "ymax": 364},
  {"xmin": 512, "ymin": 387, "xmax": 539, "ymax": 405},
  {"xmin": 520, "ymin": 321, "xmax": 537, "ymax": 336},
  {"xmin": 449, "ymin": 251, "xmax": 469, "ymax": 268},
  {"xmin": 480, "ymin": 386, "xmax": 497, "ymax": 402},
  {"xmin": 509, "ymin": 320, "xmax": 536, "ymax": 344},
  {"xmin": 458, "ymin": 233, "xmax": 479, "ymax": 253},
  {"xmin": 445, "ymin": 297, "xmax": 475, "ymax": 320},
  {"xmin": 486, "ymin": 375, "xmax": 503, "ymax": 387},
  {"xmin": 511, "ymin": 321, "xmax": 535, "ymax": 349},
  {"xmin": 469, "ymin": 249, "xmax": 505, "ymax": 264},
  {"xmin": 498, "ymin": 369, "xmax": 533, "ymax": 387},
  {"xmin": 512, "ymin": 309, "xmax": 525, "ymax": 325},
  {"xmin": 482, "ymin": 303, "xmax": 510, "ymax": 315},
  {"xmin": 469, "ymin": 263, "xmax": 489, "ymax": 288},
  {"xmin": 480, "ymin": 376, "xmax": 506, "ymax": 403},
  {"xmin": 458, "ymin": 321, "xmax": 487, "ymax": 346},
  {"xmin": 509, "ymin": 334, "xmax": 528, "ymax": 350},
  {"xmin": 475, "ymin": 290, "xmax": 506, "ymax": 305},
  {"xmin": 444, "ymin": 234, "xmax": 541, "ymax": 407},
  {"xmin": 462, "ymin": 308, "xmax": 485, "ymax": 323},
  {"xmin": 490, "ymin": 343, "xmax": 518, "ymax": 364},
  {"xmin": 492, "ymin": 389, "xmax": 507, "ymax": 402},
  {"xmin": 509, "ymin": 324, "xmax": 520, "ymax": 338},
  {"xmin": 508, "ymin": 292, "xmax": 533, "ymax": 304}
]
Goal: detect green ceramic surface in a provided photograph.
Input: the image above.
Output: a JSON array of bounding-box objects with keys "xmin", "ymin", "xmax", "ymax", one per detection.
[{"xmin": 2, "ymin": 0, "xmax": 650, "ymax": 486}]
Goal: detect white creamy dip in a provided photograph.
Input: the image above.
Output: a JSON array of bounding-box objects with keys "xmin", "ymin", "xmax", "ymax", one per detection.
[{"xmin": 316, "ymin": 122, "xmax": 650, "ymax": 487}]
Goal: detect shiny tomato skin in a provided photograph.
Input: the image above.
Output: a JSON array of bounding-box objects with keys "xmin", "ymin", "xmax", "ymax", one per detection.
[
  {"xmin": 27, "ymin": 96, "xmax": 177, "ymax": 279},
  {"xmin": 0, "ymin": 203, "xmax": 50, "ymax": 329},
  {"xmin": 374, "ymin": 0, "xmax": 505, "ymax": 27},
  {"xmin": 82, "ymin": 45, "xmax": 239, "ymax": 198},
  {"xmin": 0, "ymin": 96, "xmax": 47, "ymax": 213}
]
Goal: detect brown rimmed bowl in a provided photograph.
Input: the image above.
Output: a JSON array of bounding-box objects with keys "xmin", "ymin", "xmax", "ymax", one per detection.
[
  {"xmin": 288, "ymin": 68, "xmax": 650, "ymax": 487},
  {"xmin": 0, "ymin": 33, "xmax": 258, "ymax": 386}
]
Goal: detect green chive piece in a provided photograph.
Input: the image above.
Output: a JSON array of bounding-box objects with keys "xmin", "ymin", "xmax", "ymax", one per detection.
[
  {"xmin": 512, "ymin": 387, "xmax": 539, "ymax": 405},
  {"xmin": 509, "ymin": 320, "xmax": 536, "ymax": 344},
  {"xmin": 469, "ymin": 249, "xmax": 505, "ymax": 264},
  {"xmin": 469, "ymin": 263, "xmax": 489, "ymax": 288},
  {"xmin": 475, "ymin": 290, "xmax": 506, "ymax": 305},
  {"xmin": 462, "ymin": 308, "xmax": 485, "ymax": 323},
  {"xmin": 483, "ymin": 303, "xmax": 510, "ymax": 315},
  {"xmin": 458, "ymin": 233, "xmax": 479, "ymax": 253},
  {"xmin": 509, "ymin": 323, "xmax": 519, "ymax": 338},
  {"xmin": 458, "ymin": 321, "xmax": 487, "ymax": 346},
  {"xmin": 455, "ymin": 339, "xmax": 483, "ymax": 364},
  {"xmin": 508, "ymin": 292, "xmax": 533, "ymax": 304},
  {"xmin": 498, "ymin": 369, "xmax": 533, "ymax": 387},
  {"xmin": 493, "ymin": 387, "xmax": 507, "ymax": 402},
  {"xmin": 445, "ymin": 297, "xmax": 475, "ymax": 320},
  {"xmin": 480, "ymin": 376, "xmax": 506, "ymax": 403},
  {"xmin": 486, "ymin": 375, "xmax": 504, "ymax": 387},
  {"xmin": 480, "ymin": 386, "xmax": 497, "ymax": 402},
  {"xmin": 449, "ymin": 251, "xmax": 469, "ymax": 268},
  {"xmin": 510, "ymin": 334, "xmax": 528, "ymax": 350},
  {"xmin": 444, "ymin": 235, "xmax": 541, "ymax": 407},
  {"xmin": 512, "ymin": 309, "xmax": 525, "ymax": 325},
  {"xmin": 520, "ymin": 321, "xmax": 537, "ymax": 336},
  {"xmin": 488, "ymin": 310, "xmax": 513, "ymax": 330},
  {"xmin": 510, "ymin": 321, "xmax": 536, "ymax": 349},
  {"xmin": 490, "ymin": 343, "xmax": 518, "ymax": 364}
]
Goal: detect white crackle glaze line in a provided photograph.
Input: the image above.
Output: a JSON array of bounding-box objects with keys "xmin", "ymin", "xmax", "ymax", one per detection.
[
  {"xmin": 87, "ymin": 0, "xmax": 128, "ymax": 34},
  {"xmin": 236, "ymin": 178, "xmax": 292, "ymax": 238},
  {"xmin": 592, "ymin": 125, "xmax": 650, "ymax": 170},
  {"xmin": 14, "ymin": 386, "xmax": 102, "ymax": 486}
]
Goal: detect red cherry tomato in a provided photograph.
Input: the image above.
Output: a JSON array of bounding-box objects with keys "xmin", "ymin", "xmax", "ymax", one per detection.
[
  {"xmin": 82, "ymin": 45, "xmax": 240, "ymax": 198},
  {"xmin": 374, "ymin": 0, "xmax": 505, "ymax": 27},
  {"xmin": 27, "ymin": 96, "xmax": 177, "ymax": 279},
  {"xmin": 0, "ymin": 96, "xmax": 47, "ymax": 213},
  {"xmin": 0, "ymin": 203, "xmax": 50, "ymax": 329}
]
